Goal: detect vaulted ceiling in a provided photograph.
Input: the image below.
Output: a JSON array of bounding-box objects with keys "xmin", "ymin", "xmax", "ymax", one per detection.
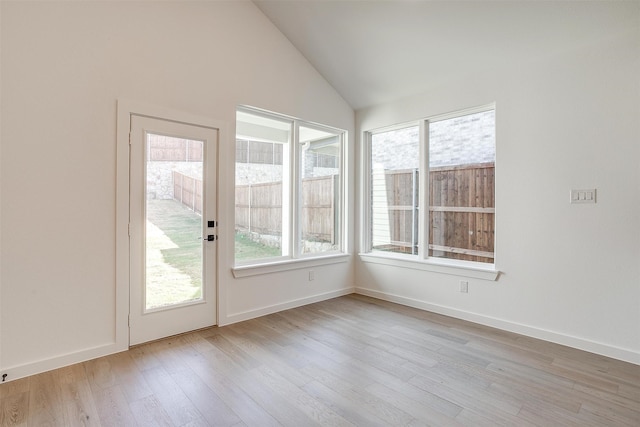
[{"xmin": 254, "ymin": 0, "xmax": 638, "ymax": 110}]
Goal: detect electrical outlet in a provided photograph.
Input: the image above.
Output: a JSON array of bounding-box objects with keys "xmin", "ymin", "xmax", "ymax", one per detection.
[
  {"xmin": 460, "ymin": 281, "xmax": 469, "ymax": 293},
  {"xmin": 309, "ymin": 270, "xmax": 315, "ymax": 281}
]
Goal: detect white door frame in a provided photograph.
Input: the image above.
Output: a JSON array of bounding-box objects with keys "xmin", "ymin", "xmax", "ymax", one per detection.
[{"xmin": 116, "ymin": 100, "xmax": 223, "ymax": 348}]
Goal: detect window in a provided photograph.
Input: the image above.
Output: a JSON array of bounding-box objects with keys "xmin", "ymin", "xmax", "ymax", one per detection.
[
  {"xmin": 367, "ymin": 105, "xmax": 495, "ymax": 266},
  {"xmin": 428, "ymin": 109, "xmax": 495, "ymax": 263},
  {"xmin": 370, "ymin": 124, "xmax": 420, "ymax": 255},
  {"xmin": 235, "ymin": 107, "xmax": 345, "ymax": 265}
]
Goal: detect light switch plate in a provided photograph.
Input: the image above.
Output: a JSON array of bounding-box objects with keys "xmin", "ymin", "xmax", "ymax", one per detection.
[{"xmin": 570, "ymin": 189, "xmax": 596, "ymax": 204}]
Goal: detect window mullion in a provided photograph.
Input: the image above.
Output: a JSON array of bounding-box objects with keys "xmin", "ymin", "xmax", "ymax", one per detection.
[
  {"xmin": 291, "ymin": 122, "xmax": 301, "ymax": 258},
  {"xmin": 338, "ymin": 132, "xmax": 346, "ymax": 253},
  {"xmin": 362, "ymin": 132, "xmax": 372, "ymax": 253},
  {"xmin": 279, "ymin": 122, "xmax": 293, "ymax": 258},
  {"xmin": 419, "ymin": 120, "xmax": 428, "ymax": 260}
]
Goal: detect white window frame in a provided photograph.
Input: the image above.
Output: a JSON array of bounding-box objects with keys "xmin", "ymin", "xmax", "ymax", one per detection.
[
  {"xmin": 233, "ymin": 106, "xmax": 348, "ymax": 277},
  {"xmin": 361, "ymin": 104, "xmax": 499, "ymax": 281}
]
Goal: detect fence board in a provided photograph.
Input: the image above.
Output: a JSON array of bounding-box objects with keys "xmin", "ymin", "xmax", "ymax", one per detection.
[{"xmin": 173, "ymin": 171, "xmax": 203, "ymax": 214}]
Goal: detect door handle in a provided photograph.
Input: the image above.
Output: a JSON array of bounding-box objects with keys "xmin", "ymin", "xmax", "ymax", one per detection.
[{"xmin": 203, "ymin": 235, "xmax": 217, "ymax": 241}]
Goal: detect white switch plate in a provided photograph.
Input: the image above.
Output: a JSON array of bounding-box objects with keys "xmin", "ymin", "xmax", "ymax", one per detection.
[{"xmin": 570, "ymin": 189, "xmax": 596, "ymax": 204}]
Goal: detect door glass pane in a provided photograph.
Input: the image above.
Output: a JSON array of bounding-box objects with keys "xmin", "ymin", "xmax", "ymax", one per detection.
[
  {"xmin": 299, "ymin": 126, "xmax": 341, "ymax": 254},
  {"xmin": 235, "ymin": 110, "xmax": 291, "ymax": 262},
  {"xmin": 146, "ymin": 133, "xmax": 204, "ymax": 310},
  {"xmin": 428, "ymin": 110, "xmax": 495, "ymax": 263},
  {"xmin": 370, "ymin": 125, "xmax": 420, "ymax": 254}
]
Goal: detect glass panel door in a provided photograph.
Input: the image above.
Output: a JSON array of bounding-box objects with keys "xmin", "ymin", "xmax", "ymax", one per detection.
[{"xmin": 129, "ymin": 115, "xmax": 218, "ymax": 346}]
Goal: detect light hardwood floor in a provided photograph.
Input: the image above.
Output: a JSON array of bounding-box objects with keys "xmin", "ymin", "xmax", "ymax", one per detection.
[{"xmin": 1, "ymin": 294, "xmax": 639, "ymax": 426}]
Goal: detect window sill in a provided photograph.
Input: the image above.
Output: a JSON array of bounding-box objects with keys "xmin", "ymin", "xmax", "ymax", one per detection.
[
  {"xmin": 358, "ymin": 252, "xmax": 500, "ymax": 281},
  {"xmin": 232, "ymin": 253, "xmax": 350, "ymax": 278}
]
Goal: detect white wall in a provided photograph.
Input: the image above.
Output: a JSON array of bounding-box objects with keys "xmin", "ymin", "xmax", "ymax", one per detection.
[
  {"xmin": 355, "ymin": 23, "xmax": 640, "ymax": 363},
  {"xmin": 0, "ymin": 0, "xmax": 354, "ymax": 380}
]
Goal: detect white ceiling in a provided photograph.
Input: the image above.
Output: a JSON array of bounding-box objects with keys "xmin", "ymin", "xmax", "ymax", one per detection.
[{"xmin": 254, "ymin": 0, "xmax": 639, "ymax": 110}]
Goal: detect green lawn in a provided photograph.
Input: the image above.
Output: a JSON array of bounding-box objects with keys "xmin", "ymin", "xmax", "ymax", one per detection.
[
  {"xmin": 235, "ymin": 232, "xmax": 281, "ymax": 261},
  {"xmin": 146, "ymin": 199, "xmax": 202, "ymax": 308}
]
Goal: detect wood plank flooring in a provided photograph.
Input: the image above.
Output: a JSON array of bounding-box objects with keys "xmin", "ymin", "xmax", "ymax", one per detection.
[{"xmin": 1, "ymin": 294, "xmax": 639, "ymax": 426}]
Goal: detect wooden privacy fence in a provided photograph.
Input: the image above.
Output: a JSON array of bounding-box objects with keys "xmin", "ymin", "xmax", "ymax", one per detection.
[
  {"xmin": 235, "ymin": 175, "xmax": 339, "ymax": 243},
  {"xmin": 374, "ymin": 163, "xmax": 495, "ymax": 263},
  {"xmin": 430, "ymin": 163, "xmax": 494, "ymax": 263},
  {"xmin": 235, "ymin": 181, "xmax": 283, "ymax": 237},
  {"xmin": 150, "ymin": 138, "xmax": 203, "ymax": 162},
  {"xmin": 301, "ymin": 175, "xmax": 338, "ymax": 243},
  {"xmin": 372, "ymin": 168, "xmax": 419, "ymax": 254},
  {"xmin": 173, "ymin": 171, "xmax": 203, "ymax": 214}
]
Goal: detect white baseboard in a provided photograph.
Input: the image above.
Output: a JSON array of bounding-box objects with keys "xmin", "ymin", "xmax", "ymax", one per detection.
[
  {"xmin": 1, "ymin": 342, "xmax": 127, "ymax": 383},
  {"xmin": 355, "ymin": 286, "xmax": 640, "ymax": 366},
  {"xmin": 4, "ymin": 285, "xmax": 636, "ymax": 383},
  {"xmin": 221, "ymin": 287, "xmax": 355, "ymax": 326},
  {"xmin": 1, "ymin": 288, "xmax": 354, "ymax": 383}
]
